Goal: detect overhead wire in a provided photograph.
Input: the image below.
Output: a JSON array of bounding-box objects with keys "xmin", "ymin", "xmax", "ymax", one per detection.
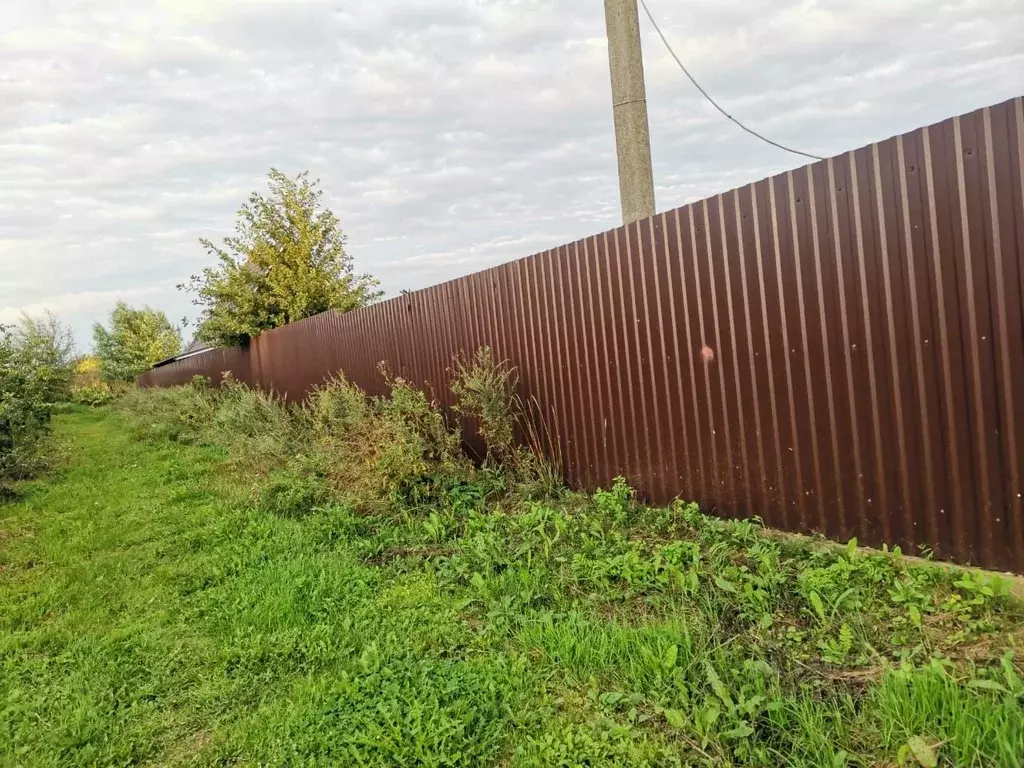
[{"xmin": 637, "ymin": 0, "xmax": 824, "ymax": 161}]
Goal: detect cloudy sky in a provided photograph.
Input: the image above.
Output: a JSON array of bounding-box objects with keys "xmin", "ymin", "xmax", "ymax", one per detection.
[{"xmin": 2, "ymin": 0, "xmax": 1021, "ymax": 348}]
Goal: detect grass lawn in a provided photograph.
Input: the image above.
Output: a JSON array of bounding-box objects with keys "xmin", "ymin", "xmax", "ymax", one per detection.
[{"xmin": 1, "ymin": 406, "xmax": 1023, "ymax": 766}]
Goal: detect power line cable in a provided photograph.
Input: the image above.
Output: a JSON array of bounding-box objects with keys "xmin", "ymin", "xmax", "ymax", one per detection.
[{"xmin": 637, "ymin": 0, "xmax": 824, "ymax": 161}]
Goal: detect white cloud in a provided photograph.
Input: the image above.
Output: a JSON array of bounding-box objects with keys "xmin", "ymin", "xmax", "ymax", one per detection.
[
  {"xmin": 0, "ymin": 284, "xmax": 176, "ymax": 329},
  {"xmin": 1, "ymin": 0, "xmax": 1021, "ymax": 347}
]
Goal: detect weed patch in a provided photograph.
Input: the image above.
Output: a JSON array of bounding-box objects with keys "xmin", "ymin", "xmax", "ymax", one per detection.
[{"xmin": 256, "ymin": 471, "xmax": 330, "ymax": 518}]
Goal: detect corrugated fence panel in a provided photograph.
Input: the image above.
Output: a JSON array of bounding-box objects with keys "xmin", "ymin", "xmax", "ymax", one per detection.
[{"xmin": 138, "ymin": 97, "xmax": 1024, "ymax": 572}]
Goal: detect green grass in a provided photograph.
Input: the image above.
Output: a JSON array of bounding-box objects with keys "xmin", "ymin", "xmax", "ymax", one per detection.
[{"xmin": 1, "ymin": 407, "xmax": 1022, "ymax": 766}]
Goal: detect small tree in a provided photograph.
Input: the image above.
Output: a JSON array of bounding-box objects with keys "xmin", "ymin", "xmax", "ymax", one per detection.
[
  {"xmin": 9, "ymin": 312, "xmax": 76, "ymax": 403},
  {"xmin": 0, "ymin": 324, "xmax": 66, "ymax": 484},
  {"xmin": 180, "ymin": 169, "xmax": 381, "ymax": 346},
  {"xmin": 92, "ymin": 302, "xmax": 182, "ymax": 382}
]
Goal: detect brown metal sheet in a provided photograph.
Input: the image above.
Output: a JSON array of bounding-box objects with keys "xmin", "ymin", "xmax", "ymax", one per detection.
[{"xmin": 137, "ymin": 97, "xmax": 1024, "ymax": 572}]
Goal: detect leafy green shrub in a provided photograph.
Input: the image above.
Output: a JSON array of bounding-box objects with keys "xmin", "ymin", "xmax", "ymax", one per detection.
[
  {"xmin": 379, "ymin": 367, "xmax": 531, "ymax": 509},
  {"xmin": 118, "ymin": 349, "xmax": 561, "ymax": 514},
  {"xmin": 372, "ymin": 373, "xmax": 470, "ymax": 508},
  {"xmin": 120, "ymin": 374, "xmax": 300, "ymax": 467},
  {"xmin": 593, "ymin": 476, "xmax": 635, "ymax": 524},
  {"xmin": 70, "ymin": 379, "xmax": 130, "ymax": 408},
  {"xmin": 73, "ymin": 354, "xmax": 102, "ymax": 389},
  {"xmin": 0, "ymin": 321, "xmax": 73, "ymax": 487},
  {"xmin": 120, "ymin": 372, "xmax": 474, "ymax": 513},
  {"xmin": 300, "ymin": 368, "xmax": 472, "ymax": 511},
  {"xmin": 8, "ymin": 312, "xmax": 75, "ymax": 404}
]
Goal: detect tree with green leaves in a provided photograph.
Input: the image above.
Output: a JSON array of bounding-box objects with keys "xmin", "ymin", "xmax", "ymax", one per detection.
[
  {"xmin": 1, "ymin": 315, "xmax": 77, "ymax": 484},
  {"xmin": 92, "ymin": 303, "xmax": 182, "ymax": 382},
  {"xmin": 180, "ymin": 169, "xmax": 382, "ymax": 346},
  {"xmin": 8, "ymin": 311, "xmax": 76, "ymax": 403}
]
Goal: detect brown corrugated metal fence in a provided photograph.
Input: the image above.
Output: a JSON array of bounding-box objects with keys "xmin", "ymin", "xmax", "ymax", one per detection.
[{"xmin": 140, "ymin": 97, "xmax": 1024, "ymax": 572}]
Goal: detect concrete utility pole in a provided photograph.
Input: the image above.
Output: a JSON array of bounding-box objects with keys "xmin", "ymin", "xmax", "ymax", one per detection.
[{"xmin": 604, "ymin": 0, "xmax": 656, "ymax": 225}]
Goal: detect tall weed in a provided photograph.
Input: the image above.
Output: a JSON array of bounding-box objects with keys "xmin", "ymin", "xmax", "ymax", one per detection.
[
  {"xmin": 117, "ymin": 376, "xmax": 218, "ymax": 444},
  {"xmin": 305, "ymin": 373, "xmax": 368, "ymax": 440},
  {"xmin": 213, "ymin": 376, "xmax": 304, "ymax": 474},
  {"xmin": 374, "ymin": 372, "xmax": 470, "ymax": 507},
  {"xmin": 311, "ymin": 369, "xmax": 470, "ymax": 510},
  {"xmin": 451, "ymin": 347, "xmax": 519, "ymax": 464},
  {"xmin": 451, "ymin": 347, "xmax": 561, "ymax": 496}
]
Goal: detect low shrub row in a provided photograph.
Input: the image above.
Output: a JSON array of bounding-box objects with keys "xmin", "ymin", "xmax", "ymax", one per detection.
[{"xmin": 117, "ymin": 347, "xmax": 558, "ymax": 516}]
